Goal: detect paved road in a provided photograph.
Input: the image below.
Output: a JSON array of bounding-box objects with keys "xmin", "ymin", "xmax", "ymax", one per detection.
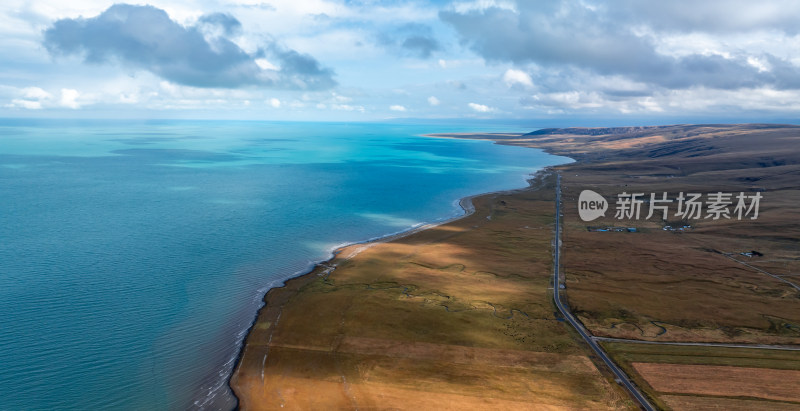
[
  {"xmin": 552, "ymin": 173, "xmax": 655, "ymax": 411},
  {"xmin": 592, "ymin": 336, "xmax": 800, "ymax": 351}
]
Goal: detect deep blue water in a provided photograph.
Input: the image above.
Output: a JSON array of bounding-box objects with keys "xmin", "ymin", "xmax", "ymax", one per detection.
[{"xmin": 0, "ymin": 120, "xmax": 569, "ymax": 410}]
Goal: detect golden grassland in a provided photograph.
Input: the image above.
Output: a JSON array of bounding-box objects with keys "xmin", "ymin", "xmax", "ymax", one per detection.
[{"xmin": 231, "ymin": 173, "xmax": 632, "ymax": 410}]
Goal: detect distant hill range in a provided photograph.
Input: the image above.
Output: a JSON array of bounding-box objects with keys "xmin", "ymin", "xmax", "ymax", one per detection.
[{"xmin": 525, "ymin": 124, "xmax": 798, "ymax": 137}]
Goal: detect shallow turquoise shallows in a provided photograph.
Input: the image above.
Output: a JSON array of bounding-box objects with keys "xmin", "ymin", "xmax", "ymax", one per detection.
[{"xmin": 0, "ymin": 120, "xmax": 570, "ymax": 410}]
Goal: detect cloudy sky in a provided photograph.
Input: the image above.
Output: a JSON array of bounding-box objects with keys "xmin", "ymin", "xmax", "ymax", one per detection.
[{"xmin": 2, "ymin": 0, "xmax": 800, "ymax": 122}]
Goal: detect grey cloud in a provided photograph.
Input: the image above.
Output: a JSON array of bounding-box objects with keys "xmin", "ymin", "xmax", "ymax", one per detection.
[
  {"xmin": 605, "ymin": 0, "xmax": 800, "ymax": 34},
  {"xmin": 266, "ymin": 45, "xmax": 337, "ymax": 89},
  {"xmin": 441, "ymin": 4, "xmax": 665, "ymax": 74},
  {"xmin": 401, "ymin": 36, "xmax": 440, "ymax": 58},
  {"xmin": 377, "ymin": 23, "xmax": 441, "ymax": 58},
  {"xmin": 601, "ymin": 89, "xmax": 655, "ymax": 98},
  {"xmin": 440, "ymin": 1, "xmax": 800, "ymax": 91},
  {"xmin": 762, "ymin": 55, "xmax": 800, "ymax": 89},
  {"xmin": 663, "ymin": 54, "xmax": 761, "ymax": 89},
  {"xmin": 198, "ymin": 13, "xmax": 242, "ymax": 36},
  {"xmin": 43, "ymin": 4, "xmax": 335, "ymax": 90}
]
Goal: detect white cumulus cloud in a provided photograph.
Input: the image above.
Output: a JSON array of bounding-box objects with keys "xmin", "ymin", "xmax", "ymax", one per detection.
[
  {"xmin": 427, "ymin": 96, "xmax": 440, "ymax": 106},
  {"xmin": 7, "ymin": 99, "xmax": 43, "ymax": 109},
  {"xmin": 468, "ymin": 102, "xmax": 494, "ymax": 112},
  {"xmin": 5, "ymin": 87, "xmax": 53, "ymax": 110},
  {"xmin": 22, "ymin": 87, "xmax": 53, "ymax": 100},
  {"xmin": 255, "ymin": 58, "xmax": 279, "ymax": 71},
  {"xmin": 59, "ymin": 89, "xmax": 81, "ymax": 109},
  {"xmin": 390, "ymin": 104, "xmax": 406, "ymax": 111},
  {"xmin": 503, "ymin": 68, "xmax": 533, "ymax": 87},
  {"xmin": 269, "ymin": 98, "xmax": 281, "ymax": 108},
  {"xmin": 331, "ymin": 104, "xmax": 365, "ymax": 112}
]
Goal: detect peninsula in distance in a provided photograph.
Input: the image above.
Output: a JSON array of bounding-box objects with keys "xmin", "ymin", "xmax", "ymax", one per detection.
[{"xmin": 0, "ymin": 1, "xmax": 798, "ymax": 411}]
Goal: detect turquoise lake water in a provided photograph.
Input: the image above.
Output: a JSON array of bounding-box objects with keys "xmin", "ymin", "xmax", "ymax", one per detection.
[{"xmin": 0, "ymin": 120, "xmax": 569, "ymax": 410}]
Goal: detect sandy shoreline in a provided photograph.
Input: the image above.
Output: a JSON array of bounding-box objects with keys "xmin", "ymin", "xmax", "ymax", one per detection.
[{"xmin": 224, "ymin": 133, "xmax": 559, "ymax": 409}]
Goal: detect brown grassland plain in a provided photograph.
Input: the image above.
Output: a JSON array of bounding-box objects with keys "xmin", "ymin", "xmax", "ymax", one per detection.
[
  {"xmin": 231, "ymin": 171, "xmax": 632, "ymax": 409},
  {"xmin": 432, "ymin": 124, "xmax": 800, "ymax": 409}
]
